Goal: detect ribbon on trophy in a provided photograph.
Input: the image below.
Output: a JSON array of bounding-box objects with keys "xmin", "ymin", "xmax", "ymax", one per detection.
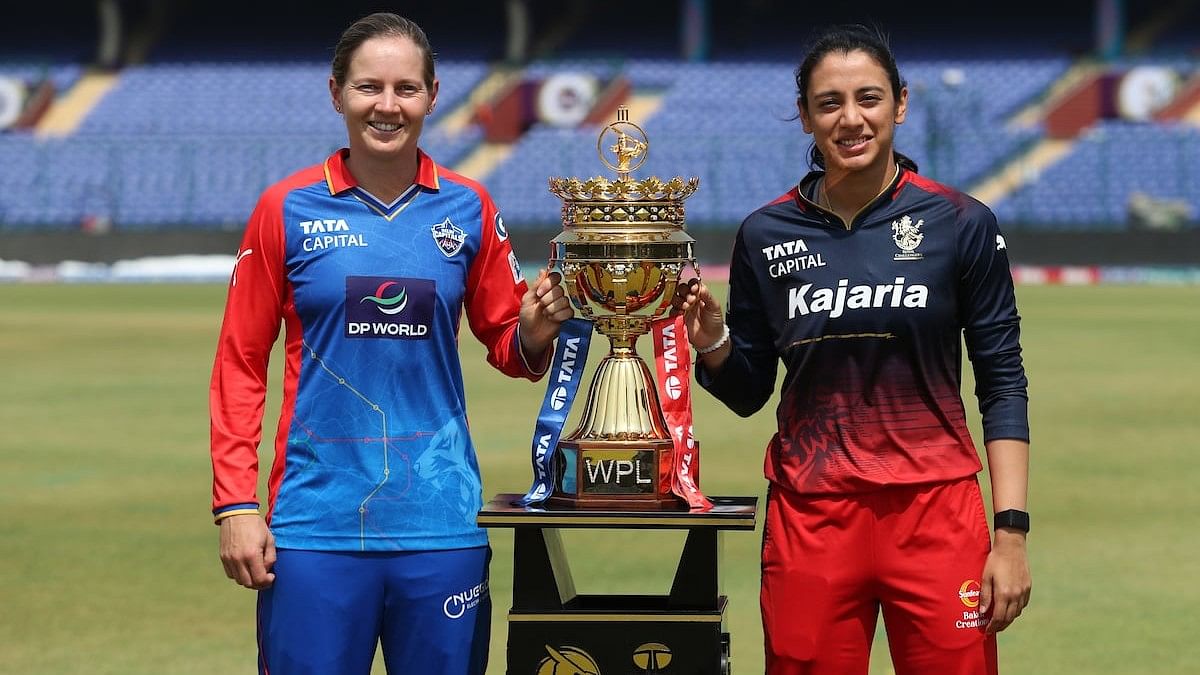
[
  {"xmin": 651, "ymin": 314, "xmax": 712, "ymax": 511},
  {"xmin": 516, "ymin": 317, "xmax": 593, "ymax": 506}
]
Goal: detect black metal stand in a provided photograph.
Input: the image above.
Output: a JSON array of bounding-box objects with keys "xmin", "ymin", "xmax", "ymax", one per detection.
[{"xmin": 478, "ymin": 494, "xmax": 757, "ymax": 674}]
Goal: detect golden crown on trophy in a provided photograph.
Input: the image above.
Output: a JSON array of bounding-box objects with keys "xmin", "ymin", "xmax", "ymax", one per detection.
[{"xmin": 546, "ymin": 105, "xmax": 700, "ymax": 510}]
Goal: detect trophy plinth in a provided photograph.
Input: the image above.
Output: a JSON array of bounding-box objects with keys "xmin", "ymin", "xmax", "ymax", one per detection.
[{"xmin": 546, "ymin": 106, "xmax": 700, "ymax": 510}]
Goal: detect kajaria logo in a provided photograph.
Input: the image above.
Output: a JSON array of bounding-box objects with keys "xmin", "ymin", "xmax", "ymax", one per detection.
[{"xmin": 789, "ymin": 277, "xmax": 928, "ymax": 320}]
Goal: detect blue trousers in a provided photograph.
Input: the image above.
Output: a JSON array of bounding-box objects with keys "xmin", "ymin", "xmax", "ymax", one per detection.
[{"xmin": 257, "ymin": 547, "xmax": 491, "ymax": 675}]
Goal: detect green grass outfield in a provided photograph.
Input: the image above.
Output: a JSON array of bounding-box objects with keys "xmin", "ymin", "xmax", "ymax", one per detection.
[{"xmin": 1, "ymin": 283, "xmax": 1198, "ymax": 674}]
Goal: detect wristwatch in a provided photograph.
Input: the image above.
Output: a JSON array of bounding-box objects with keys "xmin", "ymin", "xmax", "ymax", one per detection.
[{"xmin": 994, "ymin": 509, "xmax": 1030, "ymax": 533}]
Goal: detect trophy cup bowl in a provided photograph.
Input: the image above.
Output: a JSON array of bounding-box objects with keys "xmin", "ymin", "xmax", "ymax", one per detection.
[{"xmin": 546, "ymin": 161, "xmax": 700, "ymax": 509}]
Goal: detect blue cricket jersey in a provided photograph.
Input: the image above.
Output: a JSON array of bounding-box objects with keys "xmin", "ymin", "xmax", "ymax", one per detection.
[{"xmin": 211, "ymin": 149, "xmax": 544, "ymax": 550}]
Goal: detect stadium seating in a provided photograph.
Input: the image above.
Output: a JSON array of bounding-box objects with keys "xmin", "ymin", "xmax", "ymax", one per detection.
[
  {"xmin": 0, "ymin": 62, "xmax": 486, "ymax": 229},
  {"xmin": 994, "ymin": 121, "xmax": 1200, "ymax": 228},
  {"xmin": 3, "ymin": 50, "xmax": 1199, "ymax": 232},
  {"xmin": 484, "ymin": 58, "xmax": 1070, "ymax": 228}
]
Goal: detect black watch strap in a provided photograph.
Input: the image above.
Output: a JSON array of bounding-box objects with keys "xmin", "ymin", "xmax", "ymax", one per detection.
[{"xmin": 994, "ymin": 509, "xmax": 1030, "ymax": 533}]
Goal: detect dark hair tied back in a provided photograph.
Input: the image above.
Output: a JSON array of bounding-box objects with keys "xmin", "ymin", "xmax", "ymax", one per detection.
[
  {"xmin": 331, "ymin": 13, "xmax": 436, "ymax": 90},
  {"xmin": 794, "ymin": 24, "xmax": 918, "ymax": 174}
]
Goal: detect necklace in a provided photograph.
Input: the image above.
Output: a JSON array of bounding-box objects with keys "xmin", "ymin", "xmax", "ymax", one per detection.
[
  {"xmin": 819, "ymin": 163, "xmax": 901, "ymax": 215},
  {"xmin": 818, "ymin": 178, "xmax": 832, "ymax": 211}
]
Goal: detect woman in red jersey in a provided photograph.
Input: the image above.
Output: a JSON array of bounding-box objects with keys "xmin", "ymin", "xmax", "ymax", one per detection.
[{"xmin": 677, "ymin": 25, "xmax": 1031, "ymax": 674}]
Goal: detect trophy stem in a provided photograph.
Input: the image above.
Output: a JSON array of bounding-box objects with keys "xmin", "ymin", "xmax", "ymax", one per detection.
[{"xmin": 566, "ymin": 338, "xmax": 669, "ymax": 442}]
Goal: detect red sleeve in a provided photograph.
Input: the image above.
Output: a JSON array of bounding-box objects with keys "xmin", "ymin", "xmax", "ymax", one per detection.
[
  {"xmin": 463, "ymin": 195, "xmax": 547, "ymax": 381},
  {"xmin": 209, "ymin": 185, "xmax": 289, "ymax": 514}
]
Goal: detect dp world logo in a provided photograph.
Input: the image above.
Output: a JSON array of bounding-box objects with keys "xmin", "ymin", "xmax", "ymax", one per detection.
[
  {"xmin": 345, "ymin": 276, "xmax": 435, "ymax": 340},
  {"xmin": 359, "ymin": 281, "xmax": 408, "ymax": 315}
]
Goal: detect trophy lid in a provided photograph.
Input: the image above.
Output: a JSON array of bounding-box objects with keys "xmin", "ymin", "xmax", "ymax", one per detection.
[{"xmin": 548, "ymin": 106, "xmax": 699, "ymax": 221}]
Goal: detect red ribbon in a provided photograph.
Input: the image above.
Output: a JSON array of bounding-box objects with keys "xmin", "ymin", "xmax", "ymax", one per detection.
[{"xmin": 651, "ymin": 314, "xmax": 712, "ymax": 511}]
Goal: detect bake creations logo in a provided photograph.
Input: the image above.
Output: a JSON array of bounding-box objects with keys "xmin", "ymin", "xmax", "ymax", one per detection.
[
  {"xmin": 954, "ymin": 579, "xmax": 988, "ymax": 630},
  {"xmin": 345, "ymin": 276, "xmax": 435, "ymax": 339}
]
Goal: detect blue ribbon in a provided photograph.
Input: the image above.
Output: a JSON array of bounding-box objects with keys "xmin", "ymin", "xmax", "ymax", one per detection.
[{"xmin": 516, "ymin": 318, "xmax": 593, "ymax": 506}]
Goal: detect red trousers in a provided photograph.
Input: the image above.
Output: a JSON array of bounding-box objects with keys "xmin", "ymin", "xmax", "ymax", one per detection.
[{"xmin": 761, "ymin": 477, "xmax": 998, "ymax": 675}]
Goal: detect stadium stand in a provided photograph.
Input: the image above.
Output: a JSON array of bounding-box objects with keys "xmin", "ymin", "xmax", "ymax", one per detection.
[{"xmin": 1, "ymin": 0, "xmax": 1197, "ymax": 236}]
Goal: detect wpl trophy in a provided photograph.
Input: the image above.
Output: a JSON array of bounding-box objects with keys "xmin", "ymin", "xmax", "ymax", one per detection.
[{"xmin": 533, "ymin": 106, "xmax": 708, "ymax": 510}]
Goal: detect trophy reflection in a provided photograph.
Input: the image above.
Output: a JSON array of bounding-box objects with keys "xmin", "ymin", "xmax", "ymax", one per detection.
[{"xmin": 547, "ymin": 106, "xmax": 700, "ymax": 510}]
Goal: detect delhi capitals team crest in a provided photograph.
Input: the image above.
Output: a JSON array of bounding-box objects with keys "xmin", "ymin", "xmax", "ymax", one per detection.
[
  {"xmin": 891, "ymin": 214, "xmax": 925, "ymax": 261},
  {"xmin": 431, "ymin": 217, "xmax": 468, "ymax": 257}
]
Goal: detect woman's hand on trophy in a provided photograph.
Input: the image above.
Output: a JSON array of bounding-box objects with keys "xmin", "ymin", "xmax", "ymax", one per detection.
[
  {"xmin": 674, "ymin": 278, "xmax": 730, "ymax": 366},
  {"xmin": 519, "ymin": 268, "xmax": 575, "ymax": 363}
]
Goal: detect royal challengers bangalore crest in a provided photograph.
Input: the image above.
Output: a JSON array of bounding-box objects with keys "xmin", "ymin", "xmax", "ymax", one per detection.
[
  {"xmin": 891, "ymin": 214, "xmax": 924, "ymax": 261},
  {"xmin": 431, "ymin": 217, "xmax": 468, "ymax": 257}
]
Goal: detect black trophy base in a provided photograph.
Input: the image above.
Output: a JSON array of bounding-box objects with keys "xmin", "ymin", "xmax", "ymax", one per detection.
[
  {"xmin": 508, "ymin": 597, "xmax": 731, "ymax": 675},
  {"xmin": 478, "ymin": 494, "xmax": 757, "ymax": 675}
]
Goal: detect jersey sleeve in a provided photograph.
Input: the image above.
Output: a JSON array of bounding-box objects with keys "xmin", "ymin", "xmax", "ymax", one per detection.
[
  {"xmin": 463, "ymin": 198, "xmax": 547, "ymax": 381},
  {"xmin": 697, "ymin": 225, "xmax": 779, "ymax": 417},
  {"xmin": 956, "ymin": 201, "xmax": 1030, "ymax": 442},
  {"xmin": 209, "ymin": 187, "xmax": 288, "ymax": 518}
]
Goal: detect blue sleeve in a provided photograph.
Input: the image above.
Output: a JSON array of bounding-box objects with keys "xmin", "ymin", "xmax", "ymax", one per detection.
[
  {"xmin": 956, "ymin": 202, "xmax": 1030, "ymax": 442},
  {"xmin": 697, "ymin": 226, "xmax": 779, "ymax": 417}
]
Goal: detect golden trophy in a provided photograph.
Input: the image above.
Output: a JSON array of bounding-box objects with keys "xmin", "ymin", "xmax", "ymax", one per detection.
[{"xmin": 545, "ymin": 106, "xmax": 701, "ymax": 510}]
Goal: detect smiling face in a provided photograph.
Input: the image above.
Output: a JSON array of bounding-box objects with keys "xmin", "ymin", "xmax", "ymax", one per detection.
[
  {"xmin": 329, "ymin": 35, "xmax": 438, "ymax": 164},
  {"xmin": 798, "ymin": 49, "xmax": 907, "ymax": 179}
]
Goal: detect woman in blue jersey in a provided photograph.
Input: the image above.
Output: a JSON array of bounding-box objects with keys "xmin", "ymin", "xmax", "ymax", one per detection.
[
  {"xmin": 676, "ymin": 25, "xmax": 1031, "ymax": 674},
  {"xmin": 210, "ymin": 12, "xmax": 572, "ymax": 675}
]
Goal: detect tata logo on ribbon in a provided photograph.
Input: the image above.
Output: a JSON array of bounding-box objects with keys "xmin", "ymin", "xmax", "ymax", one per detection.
[
  {"xmin": 665, "ymin": 375, "xmax": 682, "ymax": 400},
  {"xmin": 345, "ymin": 276, "xmax": 435, "ymax": 340},
  {"xmin": 550, "ymin": 386, "xmax": 568, "ymax": 410}
]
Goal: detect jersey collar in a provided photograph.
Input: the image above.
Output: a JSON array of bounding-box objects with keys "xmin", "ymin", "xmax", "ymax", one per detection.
[
  {"xmin": 795, "ymin": 166, "xmax": 906, "ymax": 228},
  {"xmin": 322, "ymin": 148, "xmax": 441, "ymax": 195}
]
